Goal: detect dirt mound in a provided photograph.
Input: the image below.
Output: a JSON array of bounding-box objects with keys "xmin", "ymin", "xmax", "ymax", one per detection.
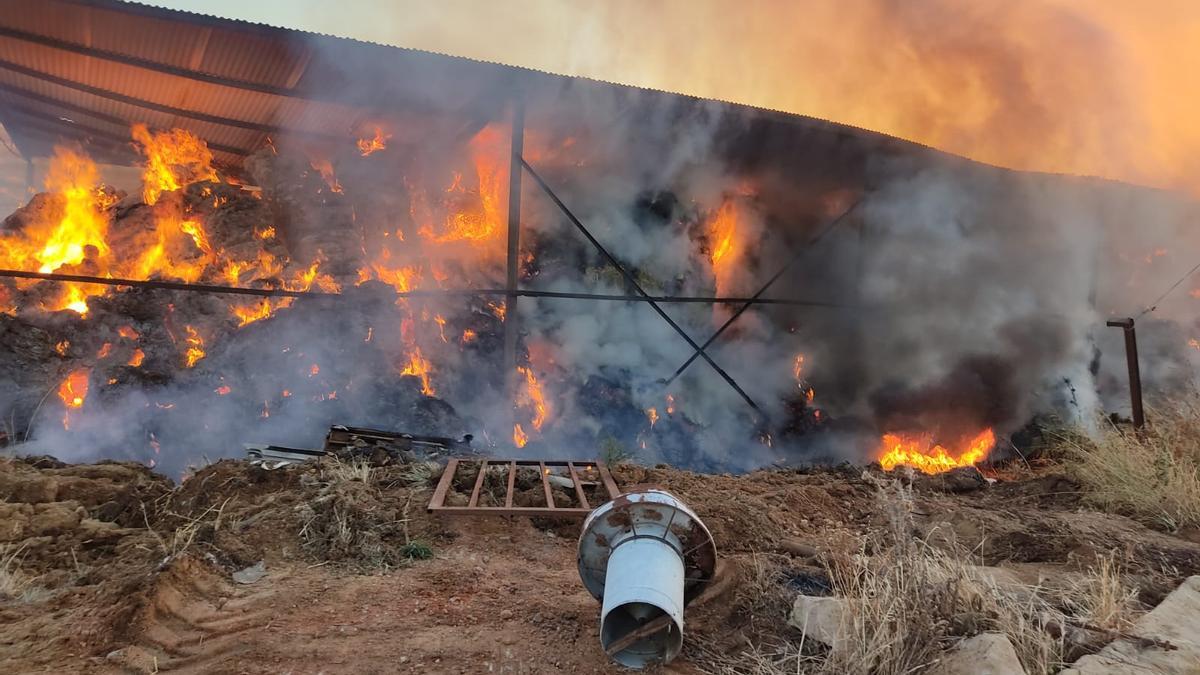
[{"xmin": 1, "ymin": 456, "xmax": 1199, "ymax": 673}]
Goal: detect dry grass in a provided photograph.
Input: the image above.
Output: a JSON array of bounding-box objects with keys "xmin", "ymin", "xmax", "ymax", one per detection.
[
  {"xmin": 1053, "ymin": 400, "xmax": 1200, "ymax": 531},
  {"xmin": 695, "ymin": 479, "xmax": 1149, "ymax": 675},
  {"xmin": 325, "ymin": 458, "xmax": 373, "ymax": 484},
  {"xmin": 0, "ymin": 544, "xmax": 50, "ymax": 603},
  {"xmin": 143, "ymin": 497, "xmax": 232, "ymax": 560}
]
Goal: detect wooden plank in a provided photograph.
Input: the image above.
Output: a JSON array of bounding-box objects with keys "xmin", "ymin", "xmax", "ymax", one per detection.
[
  {"xmin": 566, "ymin": 462, "xmax": 590, "ymax": 510},
  {"xmin": 505, "ymin": 461, "xmax": 516, "ymax": 508},
  {"xmin": 467, "ymin": 460, "xmax": 488, "ymax": 507},
  {"xmin": 427, "ymin": 458, "xmax": 458, "ymax": 512},
  {"xmin": 539, "ymin": 461, "xmax": 555, "ymax": 509}
]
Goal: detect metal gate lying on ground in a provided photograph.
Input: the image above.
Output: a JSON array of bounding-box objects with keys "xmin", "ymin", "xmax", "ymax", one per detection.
[{"xmin": 428, "ymin": 459, "xmax": 620, "ymax": 518}]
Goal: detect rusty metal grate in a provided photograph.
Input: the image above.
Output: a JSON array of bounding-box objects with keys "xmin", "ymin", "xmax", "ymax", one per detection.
[{"xmin": 428, "ymin": 459, "xmax": 620, "ymax": 518}]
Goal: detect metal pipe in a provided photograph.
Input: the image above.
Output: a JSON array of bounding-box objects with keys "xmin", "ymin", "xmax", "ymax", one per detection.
[
  {"xmin": 1106, "ymin": 317, "xmax": 1145, "ymax": 429},
  {"xmin": 578, "ymin": 488, "xmax": 716, "ymax": 669}
]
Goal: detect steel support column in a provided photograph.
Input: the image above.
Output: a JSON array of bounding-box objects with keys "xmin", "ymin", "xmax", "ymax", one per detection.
[
  {"xmin": 503, "ymin": 99, "xmax": 526, "ymax": 387},
  {"xmin": 1106, "ymin": 317, "xmax": 1145, "ymax": 429}
]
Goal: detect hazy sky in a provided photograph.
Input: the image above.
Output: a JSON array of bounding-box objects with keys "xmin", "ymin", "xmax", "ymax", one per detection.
[{"xmin": 149, "ymin": 1, "xmax": 1200, "ymax": 192}]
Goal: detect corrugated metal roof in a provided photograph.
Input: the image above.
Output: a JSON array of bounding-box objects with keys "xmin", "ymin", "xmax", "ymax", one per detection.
[{"xmin": 0, "ymin": 0, "xmax": 933, "ymax": 173}]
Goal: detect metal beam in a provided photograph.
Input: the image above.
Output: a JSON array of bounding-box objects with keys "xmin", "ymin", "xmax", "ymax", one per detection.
[
  {"xmin": 0, "ymin": 268, "xmax": 856, "ymax": 307},
  {"xmin": 664, "ymin": 196, "xmax": 865, "ymax": 386},
  {"xmin": 1106, "ymin": 318, "xmax": 1145, "ymax": 429},
  {"xmin": 520, "ymin": 157, "xmax": 763, "ymax": 417},
  {"xmin": 503, "ymin": 99, "xmax": 525, "ymax": 386}
]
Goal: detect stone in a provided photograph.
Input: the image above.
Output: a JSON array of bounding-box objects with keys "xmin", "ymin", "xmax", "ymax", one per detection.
[
  {"xmin": 232, "ymin": 561, "xmax": 267, "ymax": 585},
  {"xmin": 788, "ymin": 595, "xmax": 849, "ymax": 647},
  {"xmin": 778, "ymin": 539, "xmax": 818, "ymax": 558},
  {"xmin": 928, "ymin": 632, "xmax": 1026, "ymax": 675},
  {"xmin": 1061, "ymin": 575, "xmax": 1200, "ymax": 675}
]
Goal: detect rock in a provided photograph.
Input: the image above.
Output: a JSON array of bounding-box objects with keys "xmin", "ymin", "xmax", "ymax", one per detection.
[
  {"xmin": 232, "ymin": 561, "xmax": 267, "ymax": 584},
  {"xmin": 929, "ymin": 632, "xmax": 1026, "ymax": 675},
  {"xmin": 777, "ymin": 539, "xmax": 818, "ymax": 558},
  {"xmin": 788, "ymin": 595, "xmax": 849, "ymax": 647},
  {"xmin": 1061, "ymin": 575, "xmax": 1200, "ymax": 675},
  {"xmin": 913, "ymin": 466, "xmax": 987, "ymax": 493}
]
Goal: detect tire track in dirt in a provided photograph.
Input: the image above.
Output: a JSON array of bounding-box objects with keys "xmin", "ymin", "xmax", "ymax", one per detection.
[{"xmin": 104, "ymin": 556, "xmax": 280, "ymax": 673}]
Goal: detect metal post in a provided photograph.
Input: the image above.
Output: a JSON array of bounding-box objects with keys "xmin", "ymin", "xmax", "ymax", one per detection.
[
  {"xmin": 503, "ymin": 98, "xmax": 525, "ymax": 386},
  {"xmin": 1106, "ymin": 318, "xmax": 1145, "ymax": 429}
]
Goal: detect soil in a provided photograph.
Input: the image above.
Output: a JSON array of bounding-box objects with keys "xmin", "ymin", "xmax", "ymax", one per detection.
[{"xmin": 2, "ymin": 456, "xmax": 1199, "ymax": 674}]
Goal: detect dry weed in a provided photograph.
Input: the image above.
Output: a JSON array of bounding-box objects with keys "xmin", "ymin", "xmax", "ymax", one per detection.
[
  {"xmin": 1054, "ymin": 400, "xmax": 1200, "ymax": 530},
  {"xmin": 325, "ymin": 458, "xmax": 373, "ymax": 484},
  {"xmin": 0, "ymin": 544, "xmax": 50, "ymax": 603},
  {"xmin": 693, "ymin": 479, "xmax": 1149, "ymax": 675}
]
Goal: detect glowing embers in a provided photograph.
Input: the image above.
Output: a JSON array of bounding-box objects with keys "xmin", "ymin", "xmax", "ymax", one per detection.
[
  {"xmin": 877, "ymin": 428, "xmax": 996, "ymax": 474},
  {"xmin": 57, "ymin": 367, "xmax": 90, "ymax": 429}
]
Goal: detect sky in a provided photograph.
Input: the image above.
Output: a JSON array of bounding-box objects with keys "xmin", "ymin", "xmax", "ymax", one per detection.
[{"xmin": 144, "ymin": 1, "xmax": 1200, "ymax": 193}]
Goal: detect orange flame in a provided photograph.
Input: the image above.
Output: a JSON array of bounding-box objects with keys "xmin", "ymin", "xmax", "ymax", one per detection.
[
  {"xmin": 400, "ymin": 347, "xmax": 436, "ymax": 396},
  {"xmin": 357, "ymin": 127, "xmax": 391, "ymax": 156},
  {"xmin": 516, "ymin": 366, "xmax": 549, "ymax": 430},
  {"xmin": 127, "ymin": 349, "xmax": 145, "ymax": 367},
  {"xmin": 707, "ymin": 200, "xmax": 740, "ymax": 294},
  {"xmin": 131, "ymin": 124, "xmax": 218, "ymax": 205},
  {"xmin": 878, "ymin": 428, "xmax": 996, "ymax": 474},
  {"xmin": 215, "ymin": 385, "xmax": 231, "ymax": 395},
  {"xmin": 513, "ymin": 423, "xmax": 528, "ymax": 448},
  {"xmin": 118, "ymin": 325, "xmax": 139, "ymax": 340},
  {"xmin": 183, "ymin": 325, "xmax": 205, "ymax": 368},
  {"xmin": 646, "ymin": 407, "xmax": 659, "ymax": 428},
  {"xmin": 0, "ymin": 147, "xmax": 114, "ymax": 314},
  {"xmin": 58, "ymin": 368, "xmax": 90, "ymax": 408}
]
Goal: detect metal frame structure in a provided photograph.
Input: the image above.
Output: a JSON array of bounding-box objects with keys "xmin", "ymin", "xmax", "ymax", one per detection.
[{"xmin": 428, "ymin": 458, "xmax": 621, "ymax": 518}]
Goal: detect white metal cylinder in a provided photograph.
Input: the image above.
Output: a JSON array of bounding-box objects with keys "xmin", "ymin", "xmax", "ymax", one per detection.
[{"xmin": 600, "ymin": 536, "xmax": 685, "ymax": 667}]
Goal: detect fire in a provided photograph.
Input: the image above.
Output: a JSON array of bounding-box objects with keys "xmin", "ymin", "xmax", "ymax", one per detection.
[
  {"xmin": 666, "ymin": 394, "xmax": 676, "ymax": 415},
  {"xmin": 0, "ymin": 147, "xmax": 113, "ymax": 314},
  {"xmin": 513, "ymin": 423, "xmax": 528, "ymax": 448},
  {"xmin": 215, "ymin": 385, "xmax": 231, "ymax": 395},
  {"xmin": 97, "ymin": 342, "xmax": 112, "ymax": 359},
  {"xmin": 400, "ymin": 347, "xmax": 436, "ymax": 396},
  {"xmin": 707, "ymin": 199, "xmax": 740, "ymax": 294},
  {"xmin": 516, "ymin": 366, "xmax": 549, "ymax": 430},
  {"xmin": 414, "ymin": 126, "xmax": 506, "ymax": 247},
  {"xmin": 792, "ymin": 354, "xmax": 805, "ymax": 381},
  {"xmin": 646, "ymin": 407, "xmax": 659, "ymax": 428},
  {"xmin": 877, "ymin": 428, "xmax": 996, "ymax": 474},
  {"xmin": 58, "ymin": 368, "xmax": 90, "ymax": 408},
  {"xmin": 461, "ymin": 329, "xmax": 477, "ymax": 343},
  {"xmin": 309, "ymin": 158, "xmax": 343, "ymax": 194},
  {"xmin": 131, "ymin": 124, "xmax": 218, "ymax": 205},
  {"xmin": 54, "ymin": 340, "xmax": 69, "ymax": 356},
  {"xmin": 118, "ymin": 326, "xmax": 139, "ymax": 339},
  {"xmin": 357, "ymin": 127, "xmax": 391, "ymax": 156},
  {"xmin": 128, "ymin": 349, "xmax": 145, "ymax": 367},
  {"xmin": 183, "ymin": 325, "xmax": 205, "ymax": 367}
]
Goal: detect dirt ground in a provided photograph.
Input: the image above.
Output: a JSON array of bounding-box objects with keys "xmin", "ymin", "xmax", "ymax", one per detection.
[{"xmin": 2, "ymin": 456, "xmax": 1199, "ymax": 674}]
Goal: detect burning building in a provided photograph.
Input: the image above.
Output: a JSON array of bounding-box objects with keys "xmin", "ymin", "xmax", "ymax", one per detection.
[{"xmin": 0, "ymin": 0, "xmax": 1197, "ymax": 477}]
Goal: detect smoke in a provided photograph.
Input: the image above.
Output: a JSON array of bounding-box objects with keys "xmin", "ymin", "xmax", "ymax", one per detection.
[{"xmin": 6, "ymin": 7, "xmax": 1200, "ymax": 477}]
